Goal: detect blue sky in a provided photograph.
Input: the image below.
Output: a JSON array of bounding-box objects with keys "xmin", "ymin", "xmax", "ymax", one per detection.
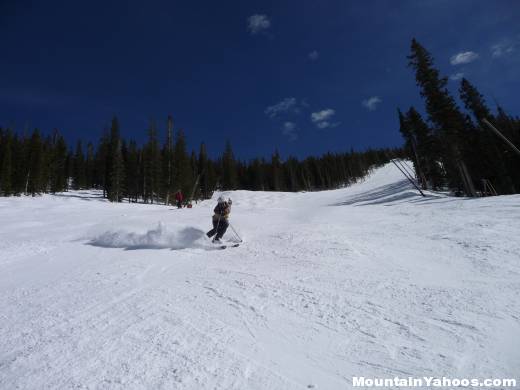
[{"xmin": 1, "ymin": 0, "xmax": 519, "ymax": 159}]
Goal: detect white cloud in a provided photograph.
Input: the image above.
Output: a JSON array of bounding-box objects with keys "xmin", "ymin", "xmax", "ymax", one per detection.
[
  {"xmin": 247, "ymin": 14, "xmax": 271, "ymax": 34},
  {"xmin": 282, "ymin": 122, "xmax": 298, "ymax": 141},
  {"xmin": 450, "ymin": 72, "xmax": 465, "ymax": 81},
  {"xmin": 311, "ymin": 109, "xmax": 339, "ymax": 129},
  {"xmin": 450, "ymin": 51, "xmax": 479, "ymax": 65},
  {"xmin": 315, "ymin": 121, "xmax": 331, "ymax": 129},
  {"xmin": 308, "ymin": 50, "xmax": 319, "ymax": 61},
  {"xmin": 311, "ymin": 109, "xmax": 335, "ymax": 122},
  {"xmin": 283, "ymin": 121, "xmax": 296, "ymax": 130},
  {"xmin": 265, "ymin": 97, "xmax": 299, "ymax": 118},
  {"xmin": 362, "ymin": 96, "xmax": 382, "ymax": 111},
  {"xmin": 491, "ymin": 42, "xmax": 516, "ymax": 58}
]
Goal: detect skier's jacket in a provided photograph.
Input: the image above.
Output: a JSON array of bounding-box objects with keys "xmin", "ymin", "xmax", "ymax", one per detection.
[
  {"xmin": 175, "ymin": 191, "xmax": 184, "ymax": 202},
  {"xmin": 213, "ymin": 202, "xmax": 231, "ymax": 221}
]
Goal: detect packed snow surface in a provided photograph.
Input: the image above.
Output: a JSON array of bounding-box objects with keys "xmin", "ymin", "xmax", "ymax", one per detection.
[{"xmin": 1, "ymin": 162, "xmax": 519, "ymax": 389}]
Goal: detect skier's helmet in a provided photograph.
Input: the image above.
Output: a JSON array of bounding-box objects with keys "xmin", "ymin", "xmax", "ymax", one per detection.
[{"xmin": 217, "ymin": 196, "xmax": 225, "ymax": 204}]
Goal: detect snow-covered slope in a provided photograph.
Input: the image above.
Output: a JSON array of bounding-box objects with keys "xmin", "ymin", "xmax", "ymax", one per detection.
[{"xmin": 1, "ymin": 162, "xmax": 519, "ymax": 389}]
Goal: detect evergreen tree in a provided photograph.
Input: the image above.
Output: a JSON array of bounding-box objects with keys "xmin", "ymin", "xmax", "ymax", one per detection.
[
  {"xmin": 11, "ymin": 134, "xmax": 26, "ymax": 194},
  {"xmin": 270, "ymin": 150, "xmax": 283, "ymax": 191},
  {"xmin": 85, "ymin": 142, "xmax": 95, "ymax": 188},
  {"xmin": 40, "ymin": 135, "xmax": 54, "ymax": 193},
  {"xmin": 221, "ymin": 140, "xmax": 238, "ymax": 190},
  {"xmin": 198, "ymin": 142, "xmax": 210, "ymax": 199},
  {"xmin": 125, "ymin": 140, "xmax": 140, "ymax": 202},
  {"xmin": 137, "ymin": 148, "xmax": 145, "ymax": 200},
  {"xmin": 50, "ymin": 135, "xmax": 67, "ymax": 193},
  {"xmin": 26, "ymin": 130, "xmax": 44, "ymax": 195},
  {"xmin": 0, "ymin": 129, "xmax": 13, "ymax": 195},
  {"xmin": 404, "ymin": 107, "xmax": 444, "ymax": 189},
  {"xmin": 250, "ymin": 158, "xmax": 266, "ymax": 191},
  {"xmin": 65, "ymin": 150, "xmax": 74, "ymax": 191},
  {"xmin": 495, "ymin": 107, "xmax": 520, "ymax": 190},
  {"xmin": 163, "ymin": 115, "xmax": 174, "ymax": 205},
  {"xmin": 161, "ymin": 142, "xmax": 173, "ymax": 204},
  {"xmin": 105, "ymin": 116, "xmax": 121, "ymax": 199},
  {"xmin": 109, "ymin": 139, "xmax": 125, "ymax": 202},
  {"xmin": 459, "ymin": 78, "xmax": 515, "ymax": 193},
  {"xmin": 189, "ymin": 150, "xmax": 199, "ymax": 201},
  {"xmin": 398, "ymin": 109, "xmax": 414, "ymax": 156},
  {"xmin": 96, "ymin": 130, "xmax": 110, "ymax": 197},
  {"xmin": 299, "ymin": 159, "xmax": 312, "ymax": 191},
  {"xmin": 173, "ymin": 129, "xmax": 192, "ymax": 197},
  {"xmin": 72, "ymin": 140, "xmax": 87, "ymax": 189},
  {"xmin": 200, "ymin": 144, "xmax": 218, "ymax": 199},
  {"xmin": 144, "ymin": 120, "xmax": 162, "ymax": 203},
  {"xmin": 408, "ymin": 38, "xmax": 476, "ymax": 196},
  {"xmin": 459, "ymin": 78, "xmax": 492, "ymax": 121},
  {"xmin": 285, "ymin": 156, "xmax": 300, "ymax": 191}
]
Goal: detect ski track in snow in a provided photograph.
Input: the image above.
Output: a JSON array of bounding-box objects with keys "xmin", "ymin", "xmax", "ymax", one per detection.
[{"xmin": 1, "ymin": 162, "xmax": 519, "ymax": 389}]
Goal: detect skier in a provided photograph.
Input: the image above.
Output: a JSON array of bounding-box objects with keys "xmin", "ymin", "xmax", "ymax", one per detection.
[
  {"xmin": 206, "ymin": 196, "xmax": 232, "ymax": 243},
  {"xmin": 175, "ymin": 189, "xmax": 183, "ymax": 209}
]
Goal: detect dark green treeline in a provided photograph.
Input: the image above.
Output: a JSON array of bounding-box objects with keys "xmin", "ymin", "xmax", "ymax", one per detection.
[{"xmin": 0, "ymin": 118, "xmax": 397, "ymax": 203}]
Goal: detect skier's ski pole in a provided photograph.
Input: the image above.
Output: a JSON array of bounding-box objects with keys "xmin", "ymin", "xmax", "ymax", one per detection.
[
  {"xmin": 229, "ymin": 226, "xmax": 239, "ymax": 242},
  {"xmin": 229, "ymin": 223, "xmax": 243, "ymax": 242}
]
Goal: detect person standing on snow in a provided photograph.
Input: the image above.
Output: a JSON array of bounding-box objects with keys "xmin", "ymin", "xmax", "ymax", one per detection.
[
  {"xmin": 206, "ymin": 196, "xmax": 232, "ymax": 243},
  {"xmin": 175, "ymin": 189, "xmax": 183, "ymax": 209}
]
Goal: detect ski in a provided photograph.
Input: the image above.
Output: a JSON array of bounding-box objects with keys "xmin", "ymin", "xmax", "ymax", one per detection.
[{"xmin": 216, "ymin": 243, "xmax": 240, "ymax": 249}]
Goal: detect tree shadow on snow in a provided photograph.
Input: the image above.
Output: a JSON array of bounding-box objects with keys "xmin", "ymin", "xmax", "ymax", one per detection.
[
  {"xmin": 87, "ymin": 224, "xmax": 214, "ymax": 251},
  {"xmin": 330, "ymin": 179, "xmax": 444, "ymax": 207}
]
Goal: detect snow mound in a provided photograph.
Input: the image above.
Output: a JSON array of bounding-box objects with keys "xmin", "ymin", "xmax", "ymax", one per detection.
[{"xmin": 89, "ymin": 222, "xmax": 208, "ymax": 250}]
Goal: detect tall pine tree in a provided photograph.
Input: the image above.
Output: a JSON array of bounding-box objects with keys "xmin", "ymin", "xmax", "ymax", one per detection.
[
  {"xmin": 49, "ymin": 134, "xmax": 68, "ymax": 193},
  {"xmin": 109, "ymin": 138, "xmax": 125, "ymax": 202},
  {"xmin": 144, "ymin": 120, "xmax": 162, "ymax": 203},
  {"xmin": 72, "ymin": 140, "xmax": 87, "ymax": 190},
  {"xmin": 459, "ymin": 78, "xmax": 515, "ymax": 193},
  {"xmin": 408, "ymin": 39, "xmax": 476, "ymax": 196},
  {"xmin": 173, "ymin": 129, "xmax": 192, "ymax": 197},
  {"xmin": 0, "ymin": 129, "xmax": 13, "ymax": 195},
  {"xmin": 221, "ymin": 141, "xmax": 238, "ymax": 190},
  {"xmin": 26, "ymin": 130, "xmax": 44, "ymax": 196}
]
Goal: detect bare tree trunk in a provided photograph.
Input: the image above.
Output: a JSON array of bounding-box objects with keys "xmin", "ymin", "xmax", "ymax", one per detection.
[
  {"xmin": 165, "ymin": 115, "xmax": 173, "ymax": 205},
  {"xmin": 457, "ymin": 160, "xmax": 477, "ymax": 197},
  {"xmin": 25, "ymin": 171, "xmax": 30, "ymax": 195},
  {"xmin": 410, "ymin": 136, "xmax": 428, "ymax": 190}
]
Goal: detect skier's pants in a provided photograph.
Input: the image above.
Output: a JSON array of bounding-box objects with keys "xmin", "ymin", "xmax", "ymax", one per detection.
[{"xmin": 206, "ymin": 218, "xmax": 229, "ymax": 240}]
